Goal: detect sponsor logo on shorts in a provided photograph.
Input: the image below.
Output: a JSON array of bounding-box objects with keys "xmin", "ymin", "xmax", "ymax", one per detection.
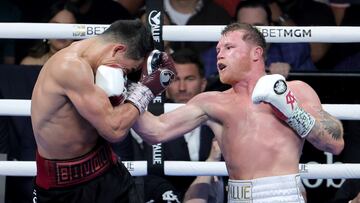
[
  {"xmin": 228, "ymin": 181, "xmax": 252, "ymax": 202},
  {"xmin": 55, "ymin": 146, "xmax": 111, "ymax": 185}
]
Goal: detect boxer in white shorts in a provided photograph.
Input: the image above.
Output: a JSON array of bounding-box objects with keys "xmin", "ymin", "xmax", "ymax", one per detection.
[{"xmin": 133, "ymin": 23, "xmax": 344, "ymax": 203}]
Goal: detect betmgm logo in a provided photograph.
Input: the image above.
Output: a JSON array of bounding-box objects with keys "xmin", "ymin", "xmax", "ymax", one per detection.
[
  {"xmin": 73, "ymin": 25, "xmax": 108, "ymax": 37},
  {"xmin": 260, "ymin": 28, "xmax": 312, "ymax": 38},
  {"xmin": 148, "ymin": 10, "xmax": 162, "ymax": 43},
  {"xmin": 300, "ymin": 152, "xmax": 345, "ymax": 188},
  {"xmin": 73, "ymin": 25, "xmax": 86, "ymax": 37}
]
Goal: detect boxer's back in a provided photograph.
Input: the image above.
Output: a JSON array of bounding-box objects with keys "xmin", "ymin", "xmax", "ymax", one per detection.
[{"xmin": 31, "ymin": 42, "xmax": 98, "ymax": 160}]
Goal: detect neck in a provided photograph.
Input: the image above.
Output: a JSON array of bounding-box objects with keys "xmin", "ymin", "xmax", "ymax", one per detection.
[
  {"xmin": 80, "ymin": 38, "xmax": 105, "ymax": 69},
  {"xmin": 232, "ymin": 66, "xmax": 266, "ymax": 95},
  {"xmin": 169, "ymin": 0, "xmax": 199, "ymax": 14}
]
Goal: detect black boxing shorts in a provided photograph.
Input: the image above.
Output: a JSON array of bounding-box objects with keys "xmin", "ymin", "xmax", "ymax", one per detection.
[{"xmin": 33, "ymin": 141, "xmax": 142, "ymax": 203}]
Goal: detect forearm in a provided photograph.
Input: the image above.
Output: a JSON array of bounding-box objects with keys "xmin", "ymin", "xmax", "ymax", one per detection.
[
  {"xmin": 98, "ymin": 103, "xmax": 139, "ymax": 143},
  {"xmin": 132, "ymin": 111, "xmax": 165, "ymax": 144},
  {"xmin": 134, "ymin": 105, "xmax": 208, "ymax": 144},
  {"xmin": 307, "ymin": 109, "xmax": 344, "ymax": 155}
]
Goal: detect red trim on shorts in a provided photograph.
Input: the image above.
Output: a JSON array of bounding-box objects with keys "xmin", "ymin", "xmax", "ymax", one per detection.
[{"xmin": 36, "ymin": 142, "xmax": 118, "ymax": 189}]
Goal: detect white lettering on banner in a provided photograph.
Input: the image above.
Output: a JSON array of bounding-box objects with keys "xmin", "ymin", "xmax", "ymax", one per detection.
[
  {"xmin": 148, "ymin": 10, "xmax": 161, "ymax": 42},
  {"xmin": 261, "ymin": 28, "xmax": 312, "ymax": 38},
  {"xmin": 301, "ymin": 152, "xmax": 345, "ymax": 188},
  {"xmin": 123, "ymin": 161, "xmax": 135, "ymax": 171},
  {"xmin": 72, "ymin": 25, "xmax": 109, "ymax": 37},
  {"xmin": 153, "ymin": 144, "xmax": 162, "ymax": 164},
  {"xmin": 86, "ymin": 26, "xmax": 108, "ymax": 36}
]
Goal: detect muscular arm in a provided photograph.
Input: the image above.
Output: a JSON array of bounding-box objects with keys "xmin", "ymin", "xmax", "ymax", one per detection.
[
  {"xmin": 306, "ymin": 108, "xmax": 344, "ymax": 155},
  {"xmin": 293, "ymin": 81, "xmax": 344, "ymax": 155},
  {"xmin": 56, "ymin": 59, "xmax": 139, "ymax": 142},
  {"xmin": 133, "ymin": 101, "xmax": 209, "ymax": 144}
]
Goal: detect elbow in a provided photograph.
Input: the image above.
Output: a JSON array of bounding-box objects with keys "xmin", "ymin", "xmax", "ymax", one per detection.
[
  {"xmin": 330, "ymin": 139, "xmax": 344, "ymax": 155},
  {"xmin": 143, "ymin": 133, "xmax": 164, "ymax": 145},
  {"xmin": 330, "ymin": 123, "xmax": 345, "ymax": 155},
  {"xmin": 140, "ymin": 127, "xmax": 167, "ymax": 145},
  {"xmin": 100, "ymin": 127, "xmax": 128, "ymax": 143}
]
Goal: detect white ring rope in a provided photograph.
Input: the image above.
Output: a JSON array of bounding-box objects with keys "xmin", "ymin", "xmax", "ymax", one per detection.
[
  {"xmin": 0, "ymin": 161, "xmax": 359, "ymax": 179},
  {"xmin": 0, "ymin": 99, "xmax": 31, "ymax": 116},
  {"xmin": 0, "ymin": 23, "xmax": 360, "ymax": 42},
  {"xmin": 0, "ymin": 99, "xmax": 359, "ymax": 120}
]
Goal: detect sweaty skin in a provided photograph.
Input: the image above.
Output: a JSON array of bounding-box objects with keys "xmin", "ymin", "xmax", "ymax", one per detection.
[
  {"xmin": 134, "ymin": 30, "xmax": 344, "ymax": 180},
  {"xmin": 31, "ymin": 37, "xmax": 143, "ymax": 160}
]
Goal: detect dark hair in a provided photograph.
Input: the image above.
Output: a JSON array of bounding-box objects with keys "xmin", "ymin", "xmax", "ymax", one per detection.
[
  {"xmin": 42, "ymin": 1, "xmax": 79, "ymax": 23},
  {"xmin": 235, "ymin": 0, "xmax": 272, "ymax": 25},
  {"xmin": 27, "ymin": 1, "xmax": 79, "ymax": 58},
  {"xmin": 171, "ymin": 48, "xmax": 205, "ymax": 77},
  {"xmin": 221, "ymin": 23, "xmax": 266, "ymax": 57},
  {"xmin": 102, "ymin": 19, "xmax": 154, "ymax": 60}
]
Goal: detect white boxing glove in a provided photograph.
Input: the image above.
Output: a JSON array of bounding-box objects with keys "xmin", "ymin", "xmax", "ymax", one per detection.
[
  {"xmin": 251, "ymin": 74, "xmax": 315, "ymax": 138},
  {"xmin": 95, "ymin": 65, "xmax": 127, "ymax": 106}
]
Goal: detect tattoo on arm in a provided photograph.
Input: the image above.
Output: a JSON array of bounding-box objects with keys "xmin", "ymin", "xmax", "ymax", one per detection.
[{"xmin": 317, "ymin": 110, "xmax": 343, "ymax": 141}]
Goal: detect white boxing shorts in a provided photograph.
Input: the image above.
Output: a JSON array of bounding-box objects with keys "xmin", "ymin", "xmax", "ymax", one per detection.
[{"xmin": 227, "ymin": 174, "xmax": 305, "ymax": 203}]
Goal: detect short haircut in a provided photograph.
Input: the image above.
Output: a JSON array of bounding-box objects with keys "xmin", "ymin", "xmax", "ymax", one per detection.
[
  {"xmin": 235, "ymin": 0, "xmax": 272, "ymax": 25},
  {"xmin": 221, "ymin": 23, "xmax": 266, "ymax": 57},
  {"xmin": 102, "ymin": 19, "xmax": 154, "ymax": 60},
  {"xmin": 171, "ymin": 48, "xmax": 205, "ymax": 78}
]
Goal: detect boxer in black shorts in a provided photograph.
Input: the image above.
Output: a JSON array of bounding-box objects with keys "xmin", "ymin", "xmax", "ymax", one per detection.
[{"xmin": 30, "ymin": 19, "xmax": 176, "ymax": 202}]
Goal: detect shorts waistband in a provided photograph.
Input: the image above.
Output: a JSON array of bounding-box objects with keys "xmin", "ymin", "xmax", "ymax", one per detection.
[
  {"xmin": 228, "ymin": 174, "xmax": 305, "ymax": 203},
  {"xmin": 36, "ymin": 142, "xmax": 118, "ymax": 189}
]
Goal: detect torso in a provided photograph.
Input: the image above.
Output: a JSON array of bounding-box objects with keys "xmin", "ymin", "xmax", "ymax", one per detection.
[
  {"xmin": 196, "ymin": 86, "xmax": 304, "ymax": 180},
  {"xmin": 31, "ymin": 42, "xmax": 98, "ymax": 160}
]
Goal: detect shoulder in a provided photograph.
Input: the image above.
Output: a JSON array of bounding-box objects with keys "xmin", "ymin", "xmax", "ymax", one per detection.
[
  {"xmin": 46, "ymin": 54, "xmax": 94, "ymax": 89},
  {"xmin": 187, "ymin": 90, "xmax": 231, "ymax": 111},
  {"xmin": 288, "ymin": 80, "xmax": 314, "ymax": 90},
  {"xmin": 288, "ymin": 80, "xmax": 321, "ymax": 105},
  {"xmin": 189, "ymin": 91, "xmax": 222, "ymax": 104}
]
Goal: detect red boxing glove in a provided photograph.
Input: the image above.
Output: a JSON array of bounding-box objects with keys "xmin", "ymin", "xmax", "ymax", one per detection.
[
  {"xmin": 140, "ymin": 49, "xmax": 163, "ymax": 80},
  {"xmin": 141, "ymin": 51, "xmax": 176, "ymax": 95}
]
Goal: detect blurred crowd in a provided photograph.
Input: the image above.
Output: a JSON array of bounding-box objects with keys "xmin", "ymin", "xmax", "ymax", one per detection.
[{"xmin": 0, "ymin": 0, "xmax": 359, "ymax": 76}]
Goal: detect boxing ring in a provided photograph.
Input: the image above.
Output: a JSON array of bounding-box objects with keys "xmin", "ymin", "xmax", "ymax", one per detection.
[{"xmin": 0, "ymin": 23, "xmax": 360, "ymax": 180}]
